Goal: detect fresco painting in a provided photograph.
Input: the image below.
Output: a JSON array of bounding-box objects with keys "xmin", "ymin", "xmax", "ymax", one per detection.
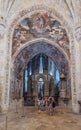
[
  {"xmin": 12, "ymin": 13, "xmax": 69, "ymax": 55},
  {"xmin": 11, "ymin": 42, "xmax": 69, "ymax": 100},
  {"xmin": 11, "ymin": 13, "xmax": 69, "ymax": 100},
  {"xmin": 13, "ymin": 42, "xmax": 68, "ymax": 80}
]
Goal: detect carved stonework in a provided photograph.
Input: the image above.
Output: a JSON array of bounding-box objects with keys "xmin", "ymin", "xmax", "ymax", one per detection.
[
  {"xmin": 44, "ymin": 81, "xmax": 49, "ymax": 97},
  {"xmin": 5, "ymin": 5, "xmax": 73, "ymax": 109},
  {"xmin": 75, "ymin": 26, "xmax": 81, "ymax": 42},
  {"xmin": 0, "ymin": 22, "xmax": 5, "ymax": 38},
  {"xmin": 70, "ymin": 33, "xmax": 77, "ymax": 104}
]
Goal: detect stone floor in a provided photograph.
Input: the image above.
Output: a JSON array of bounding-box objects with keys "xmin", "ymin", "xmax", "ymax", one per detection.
[{"xmin": 0, "ymin": 106, "xmax": 81, "ymax": 130}]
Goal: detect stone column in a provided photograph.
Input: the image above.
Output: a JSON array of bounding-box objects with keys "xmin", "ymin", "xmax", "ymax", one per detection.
[
  {"xmin": 33, "ymin": 80, "xmax": 38, "ymax": 107},
  {"xmin": 0, "ymin": 26, "xmax": 10, "ymax": 112},
  {"xmin": 50, "ymin": 82, "xmax": 55, "ymax": 97},
  {"xmin": 0, "ymin": 36, "xmax": 4, "ymax": 112},
  {"xmin": 27, "ymin": 77, "xmax": 32, "ymax": 97},
  {"xmin": 69, "ymin": 32, "xmax": 79, "ymax": 113},
  {"xmin": 10, "ymin": 68, "xmax": 15, "ymax": 100},
  {"xmin": 33, "ymin": 80, "xmax": 38, "ymax": 96},
  {"xmin": 44, "ymin": 80, "xmax": 49, "ymax": 97},
  {"xmin": 60, "ymin": 74, "xmax": 67, "ymax": 97},
  {"xmin": 73, "ymin": 25, "xmax": 81, "ymax": 113},
  {"xmin": 70, "ymin": 0, "xmax": 81, "ymax": 113},
  {"xmin": 70, "ymin": 23, "xmax": 81, "ymax": 113}
]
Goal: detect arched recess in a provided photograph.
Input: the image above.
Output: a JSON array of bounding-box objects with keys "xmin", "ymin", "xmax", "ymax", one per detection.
[
  {"xmin": 10, "ymin": 40, "xmax": 71, "ymax": 105},
  {"xmin": 4, "ymin": 5, "xmax": 76, "ymax": 111}
]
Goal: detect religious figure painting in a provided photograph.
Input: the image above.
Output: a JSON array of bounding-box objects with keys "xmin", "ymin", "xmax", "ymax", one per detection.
[{"xmin": 12, "ymin": 12, "xmax": 69, "ymax": 55}]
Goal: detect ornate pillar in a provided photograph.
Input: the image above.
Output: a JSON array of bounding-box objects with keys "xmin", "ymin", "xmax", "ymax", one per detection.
[
  {"xmin": 33, "ymin": 80, "xmax": 38, "ymax": 107},
  {"xmin": 49, "ymin": 77, "xmax": 55, "ymax": 97},
  {"xmin": 27, "ymin": 76, "xmax": 32, "ymax": 97},
  {"xmin": 0, "ymin": 0, "xmax": 16, "ymax": 112},
  {"xmin": 10, "ymin": 68, "xmax": 15, "ymax": 100},
  {"xmin": 0, "ymin": 15, "xmax": 12, "ymax": 112},
  {"xmin": 69, "ymin": 32, "xmax": 79, "ymax": 113},
  {"xmin": 60, "ymin": 73, "xmax": 67, "ymax": 98},
  {"xmin": 44, "ymin": 80, "xmax": 49, "ymax": 97},
  {"xmin": 0, "ymin": 16, "xmax": 9, "ymax": 112},
  {"xmin": 33, "ymin": 80, "xmax": 38, "ymax": 97},
  {"xmin": 74, "ymin": 25, "xmax": 81, "ymax": 113},
  {"xmin": 70, "ymin": 22, "xmax": 81, "ymax": 113}
]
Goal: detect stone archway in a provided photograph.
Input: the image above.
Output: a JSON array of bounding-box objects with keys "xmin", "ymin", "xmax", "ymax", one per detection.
[
  {"xmin": 3, "ymin": 5, "xmax": 77, "ymax": 112},
  {"xmin": 10, "ymin": 40, "xmax": 70, "ymax": 109}
]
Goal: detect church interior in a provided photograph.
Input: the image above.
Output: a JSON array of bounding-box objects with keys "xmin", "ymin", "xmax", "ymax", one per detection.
[{"xmin": 0, "ymin": 0, "xmax": 81, "ymax": 130}]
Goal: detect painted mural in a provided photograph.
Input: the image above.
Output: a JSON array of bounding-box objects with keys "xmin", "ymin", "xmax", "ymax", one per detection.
[
  {"xmin": 11, "ymin": 40, "xmax": 69, "ymax": 100},
  {"xmin": 11, "ymin": 42, "xmax": 69, "ymax": 100},
  {"xmin": 12, "ymin": 13, "xmax": 69, "ymax": 55},
  {"xmin": 14, "ymin": 42, "xmax": 68, "ymax": 79},
  {"xmin": 11, "ymin": 12, "xmax": 70, "ymax": 100}
]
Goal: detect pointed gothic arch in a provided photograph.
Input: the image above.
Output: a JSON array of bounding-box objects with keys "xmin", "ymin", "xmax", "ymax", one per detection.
[{"xmin": 3, "ymin": 5, "xmax": 76, "ymax": 112}]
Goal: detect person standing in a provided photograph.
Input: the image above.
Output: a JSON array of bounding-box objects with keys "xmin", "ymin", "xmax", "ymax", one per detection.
[{"xmin": 52, "ymin": 97, "xmax": 56, "ymax": 115}]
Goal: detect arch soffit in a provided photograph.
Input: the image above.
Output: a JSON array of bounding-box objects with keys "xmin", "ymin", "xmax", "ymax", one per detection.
[
  {"xmin": 12, "ymin": 38, "xmax": 70, "ymax": 66},
  {"xmin": 12, "ymin": 40, "xmax": 69, "ymax": 77}
]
